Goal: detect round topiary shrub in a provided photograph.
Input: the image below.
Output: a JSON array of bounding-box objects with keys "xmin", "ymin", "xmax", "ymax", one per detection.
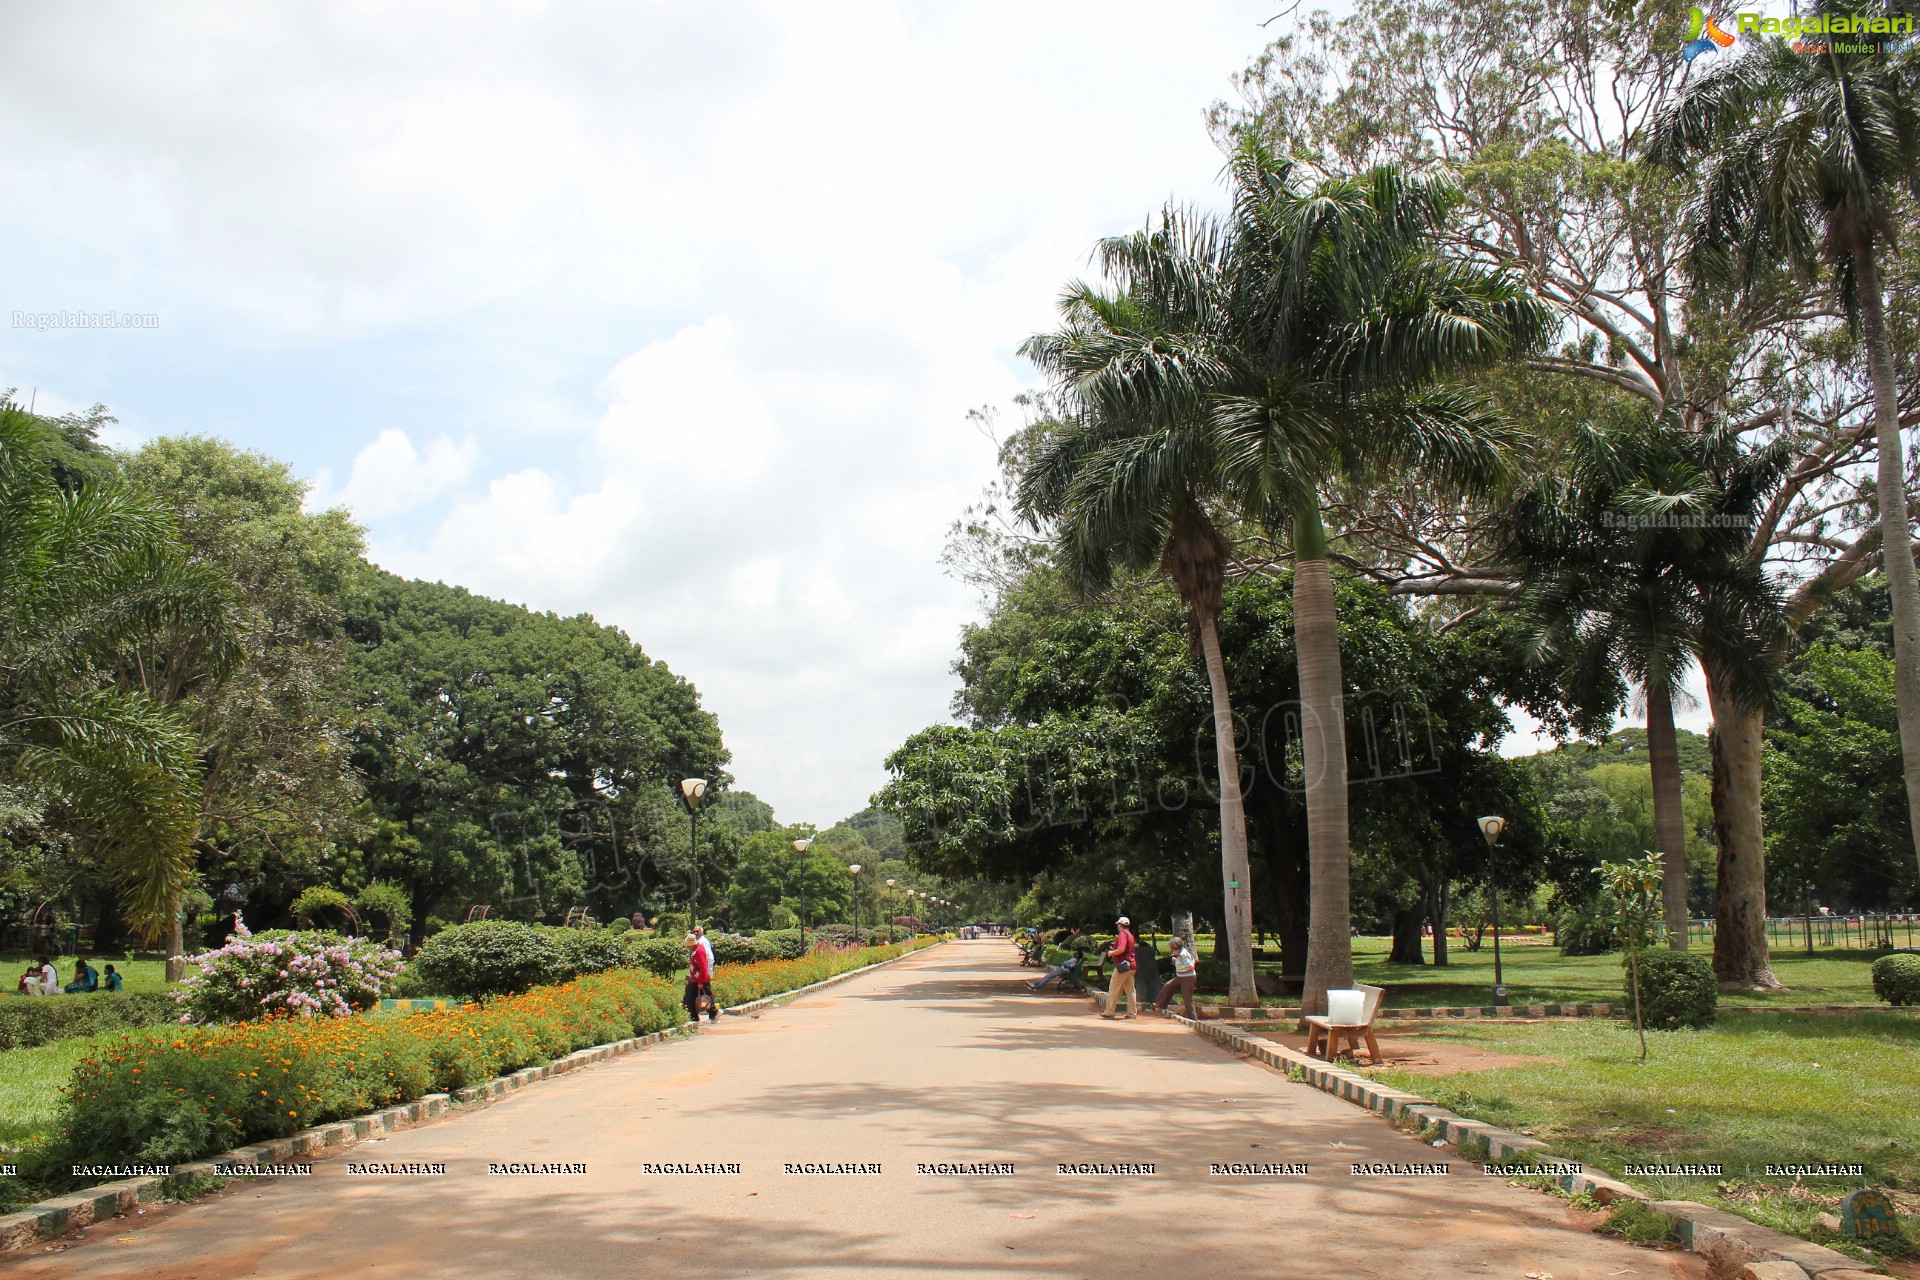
[
  {"xmin": 552, "ymin": 927, "xmax": 630, "ymax": 979},
  {"xmin": 354, "ymin": 882, "xmax": 413, "ymax": 941},
  {"xmin": 607, "ymin": 916, "xmax": 633, "ymax": 935},
  {"xmin": 290, "ymin": 885, "xmax": 359, "ymax": 932},
  {"xmin": 174, "ymin": 920, "xmax": 403, "ymax": 1023},
  {"xmin": 1627, "ymin": 949, "xmax": 1718, "ymax": 1030},
  {"xmin": 1871, "ymin": 952, "xmax": 1920, "ymax": 1006},
  {"xmin": 410, "ymin": 920, "xmax": 563, "ymax": 999}
]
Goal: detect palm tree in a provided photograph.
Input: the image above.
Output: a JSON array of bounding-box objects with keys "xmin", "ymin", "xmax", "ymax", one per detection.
[
  {"xmin": 1017, "ymin": 210, "xmax": 1266, "ymax": 1007},
  {"xmin": 1652, "ymin": 26, "xmax": 1920, "ymax": 882},
  {"xmin": 1022, "ymin": 146, "xmax": 1550, "ymax": 1013},
  {"xmin": 1215, "ymin": 146, "xmax": 1550, "ymax": 1011},
  {"xmin": 1501, "ymin": 415, "xmax": 1789, "ymax": 948},
  {"xmin": 0, "ymin": 403, "xmax": 219, "ymax": 943}
]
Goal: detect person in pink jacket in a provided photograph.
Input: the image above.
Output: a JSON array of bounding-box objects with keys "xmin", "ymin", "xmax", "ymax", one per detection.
[{"xmin": 684, "ymin": 933, "xmax": 717, "ymax": 1023}]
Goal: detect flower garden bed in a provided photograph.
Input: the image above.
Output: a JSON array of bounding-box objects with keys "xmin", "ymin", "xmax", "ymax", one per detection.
[{"xmin": 0, "ymin": 937, "xmax": 939, "ymax": 1217}]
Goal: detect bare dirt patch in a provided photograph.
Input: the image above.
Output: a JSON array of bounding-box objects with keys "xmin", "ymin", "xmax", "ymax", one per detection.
[{"xmin": 1255, "ymin": 1028, "xmax": 1560, "ymax": 1074}]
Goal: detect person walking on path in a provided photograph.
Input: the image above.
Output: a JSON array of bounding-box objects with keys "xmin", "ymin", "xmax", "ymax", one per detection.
[
  {"xmin": 1100, "ymin": 916, "xmax": 1141, "ymax": 1020},
  {"xmin": 693, "ymin": 924, "xmax": 716, "ymax": 972},
  {"xmin": 684, "ymin": 932, "xmax": 718, "ymax": 1024},
  {"xmin": 1155, "ymin": 935, "xmax": 1198, "ymax": 1019}
]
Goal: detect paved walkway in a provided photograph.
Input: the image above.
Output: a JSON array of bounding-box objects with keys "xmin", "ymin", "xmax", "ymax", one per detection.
[{"xmin": 14, "ymin": 941, "xmax": 1701, "ymax": 1279}]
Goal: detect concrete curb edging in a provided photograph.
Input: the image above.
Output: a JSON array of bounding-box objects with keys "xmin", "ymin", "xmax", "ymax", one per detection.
[
  {"xmin": 0, "ymin": 940, "xmax": 946, "ymax": 1256},
  {"xmin": 1180, "ymin": 1016, "xmax": 1879, "ymax": 1278},
  {"xmin": 0, "ymin": 1093, "xmax": 457, "ymax": 1255}
]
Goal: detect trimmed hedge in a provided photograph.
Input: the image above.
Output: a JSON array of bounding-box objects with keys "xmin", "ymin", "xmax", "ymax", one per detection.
[
  {"xmin": 408, "ymin": 921, "xmax": 563, "ymax": 998},
  {"xmin": 1628, "ymin": 949, "xmax": 1717, "ymax": 1030},
  {"xmin": 623, "ymin": 935, "xmax": 691, "ymax": 977},
  {"xmin": 754, "ymin": 929, "xmax": 807, "ymax": 960},
  {"xmin": 1871, "ymin": 952, "xmax": 1920, "ymax": 1005},
  {"xmin": 0, "ymin": 992, "xmax": 179, "ymax": 1051},
  {"xmin": 46, "ymin": 938, "xmax": 937, "ymax": 1172},
  {"xmin": 552, "ymin": 928, "xmax": 630, "ymax": 980}
]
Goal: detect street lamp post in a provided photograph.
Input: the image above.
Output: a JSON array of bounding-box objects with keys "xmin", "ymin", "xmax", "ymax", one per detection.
[
  {"xmin": 679, "ymin": 777, "xmax": 708, "ymax": 928},
  {"xmin": 792, "ymin": 837, "xmax": 813, "ymax": 950},
  {"xmin": 885, "ymin": 878, "xmax": 896, "ymax": 942},
  {"xmin": 1477, "ymin": 815, "xmax": 1508, "ymax": 1007},
  {"xmin": 849, "ymin": 864, "xmax": 863, "ymax": 941}
]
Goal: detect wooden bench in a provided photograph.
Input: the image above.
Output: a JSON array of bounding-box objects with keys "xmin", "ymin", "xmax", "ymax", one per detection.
[{"xmin": 1303, "ymin": 983, "xmax": 1385, "ymax": 1062}]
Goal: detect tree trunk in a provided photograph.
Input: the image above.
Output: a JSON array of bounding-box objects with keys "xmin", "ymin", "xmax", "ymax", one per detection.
[
  {"xmin": 1389, "ymin": 906, "xmax": 1426, "ymax": 965},
  {"xmin": 1645, "ymin": 682, "xmax": 1691, "ymax": 949},
  {"xmin": 164, "ymin": 894, "xmax": 185, "ymax": 983},
  {"xmin": 1857, "ymin": 248, "xmax": 1920, "ymax": 885},
  {"xmin": 1705, "ymin": 660, "xmax": 1781, "ymax": 989},
  {"xmin": 1294, "ymin": 514, "xmax": 1353, "ymax": 1016},
  {"xmin": 1196, "ymin": 609, "xmax": 1259, "ymax": 1008},
  {"xmin": 1430, "ymin": 878, "xmax": 1450, "ymax": 967}
]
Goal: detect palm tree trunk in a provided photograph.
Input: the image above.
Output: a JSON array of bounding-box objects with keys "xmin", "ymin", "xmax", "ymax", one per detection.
[
  {"xmin": 1645, "ymin": 682, "xmax": 1690, "ymax": 949},
  {"xmin": 1857, "ymin": 248, "xmax": 1920, "ymax": 884},
  {"xmin": 1704, "ymin": 655, "xmax": 1780, "ymax": 990},
  {"xmin": 1294, "ymin": 505, "xmax": 1353, "ymax": 1016},
  {"xmin": 1196, "ymin": 608, "xmax": 1258, "ymax": 1008}
]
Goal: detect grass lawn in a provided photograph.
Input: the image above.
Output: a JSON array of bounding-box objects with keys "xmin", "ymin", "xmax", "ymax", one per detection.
[
  {"xmin": 2, "ymin": 953, "xmax": 174, "ymax": 994},
  {"xmin": 1359, "ymin": 1012, "xmax": 1920, "ymax": 1260},
  {"xmin": 1349, "ymin": 938, "xmax": 1883, "ymax": 1008},
  {"xmin": 0, "ymin": 1033, "xmax": 109, "ymax": 1151},
  {"xmin": 1169, "ymin": 935, "xmax": 1883, "ymax": 1007}
]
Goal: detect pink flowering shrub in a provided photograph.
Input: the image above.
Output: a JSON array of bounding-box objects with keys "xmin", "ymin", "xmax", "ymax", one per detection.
[{"xmin": 173, "ymin": 916, "xmax": 404, "ymax": 1024}]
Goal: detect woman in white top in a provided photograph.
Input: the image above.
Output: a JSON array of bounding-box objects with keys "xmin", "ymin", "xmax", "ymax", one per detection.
[{"xmin": 38, "ymin": 958, "xmax": 59, "ymax": 996}]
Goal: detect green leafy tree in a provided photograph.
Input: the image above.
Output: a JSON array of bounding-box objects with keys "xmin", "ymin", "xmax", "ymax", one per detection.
[
  {"xmin": 1212, "ymin": 0, "xmax": 1910, "ymax": 995},
  {"xmin": 0, "ymin": 403, "xmax": 210, "ymax": 941},
  {"xmin": 343, "ymin": 571, "xmax": 729, "ymax": 941},
  {"xmin": 1767, "ymin": 643, "xmax": 1913, "ymax": 911},
  {"xmin": 119, "ymin": 437, "xmax": 366, "ymax": 970},
  {"xmin": 1652, "ymin": 23, "xmax": 1920, "ymax": 888}
]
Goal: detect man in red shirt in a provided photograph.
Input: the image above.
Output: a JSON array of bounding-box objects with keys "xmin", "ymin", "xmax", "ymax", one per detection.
[
  {"xmin": 1100, "ymin": 916, "xmax": 1141, "ymax": 1020},
  {"xmin": 685, "ymin": 933, "xmax": 717, "ymax": 1023}
]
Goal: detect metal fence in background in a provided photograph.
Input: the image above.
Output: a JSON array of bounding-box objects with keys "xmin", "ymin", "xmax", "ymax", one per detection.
[{"xmin": 1684, "ymin": 913, "xmax": 1919, "ymax": 952}]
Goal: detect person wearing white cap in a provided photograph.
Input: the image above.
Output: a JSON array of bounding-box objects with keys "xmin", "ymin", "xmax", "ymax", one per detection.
[{"xmin": 1099, "ymin": 916, "xmax": 1141, "ymax": 1020}]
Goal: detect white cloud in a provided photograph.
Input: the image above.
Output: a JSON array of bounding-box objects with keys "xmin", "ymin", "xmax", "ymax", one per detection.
[{"xmin": 309, "ymin": 428, "xmax": 480, "ymax": 521}]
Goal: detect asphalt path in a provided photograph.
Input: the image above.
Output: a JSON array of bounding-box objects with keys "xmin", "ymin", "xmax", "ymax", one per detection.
[{"xmin": 10, "ymin": 940, "xmax": 1702, "ymax": 1279}]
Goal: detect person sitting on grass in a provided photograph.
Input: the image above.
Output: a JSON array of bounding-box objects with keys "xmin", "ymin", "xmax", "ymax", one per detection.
[
  {"xmin": 63, "ymin": 957, "xmax": 98, "ymax": 993},
  {"xmin": 16, "ymin": 963, "xmax": 40, "ymax": 996},
  {"xmin": 37, "ymin": 956, "xmax": 58, "ymax": 996},
  {"xmin": 100, "ymin": 963, "xmax": 123, "ymax": 992}
]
